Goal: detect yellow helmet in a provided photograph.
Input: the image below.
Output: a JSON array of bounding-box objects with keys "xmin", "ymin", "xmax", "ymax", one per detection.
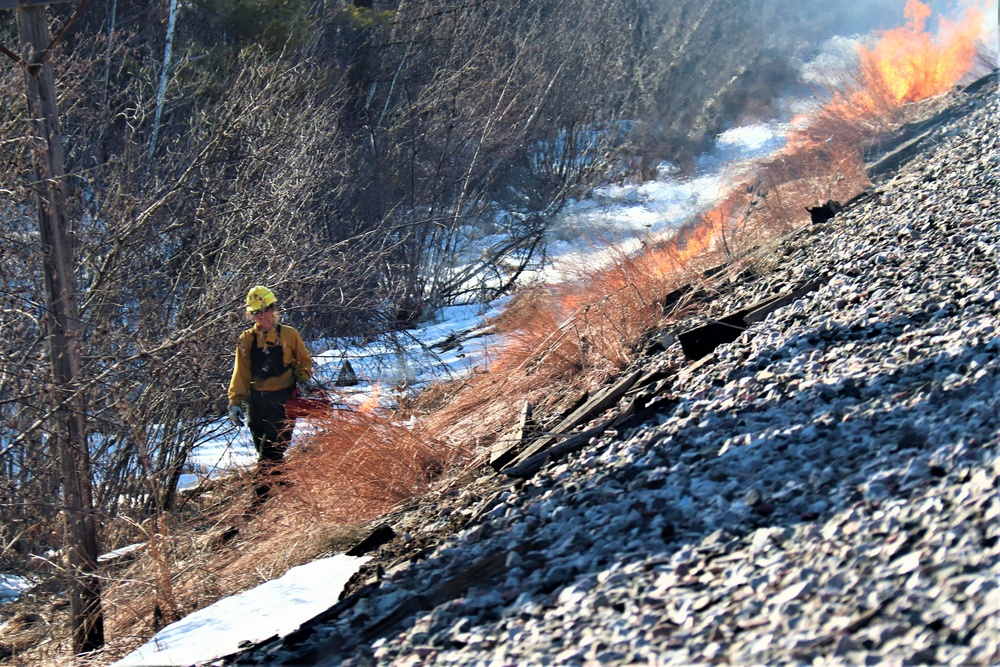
[{"xmin": 245, "ymin": 285, "xmax": 276, "ymax": 313}]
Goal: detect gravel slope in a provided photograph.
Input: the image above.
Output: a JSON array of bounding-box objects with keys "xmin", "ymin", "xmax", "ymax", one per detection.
[{"xmin": 228, "ymin": 73, "xmax": 999, "ymax": 667}]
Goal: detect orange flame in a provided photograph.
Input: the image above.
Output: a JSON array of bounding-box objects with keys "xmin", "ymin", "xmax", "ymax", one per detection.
[
  {"xmin": 552, "ymin": 199, "xmax": 734, "ymax": 316},
  {"xmin": 359, "ymin": 383, "xmax": 381, "ymax": 413},
  {"xmin": 856, "ymin": 0, "xmax": 986, "ymax": 106},
  {"xmin": 785, "ymin": 0, "xmax": 989, "ymax": 158},
  {"xmin": 668, "ymin": 194, "xmax": 741, "ymax": 264},
  {"xmin": 508, "ymin": 0, "xmax": 988, "ymax": 375}
]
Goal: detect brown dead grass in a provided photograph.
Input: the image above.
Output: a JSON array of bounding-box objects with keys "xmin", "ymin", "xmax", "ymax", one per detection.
[
  {"xmin": 415, "ymin": 256, "xmax": 683, "ymax": 452},
  {"xmin": 280, "ymin": 406, "xmax": 455, "ymax": 520},
  {"xmin": 413, "ymin": 32, "xmax": 986, "ymax": 455},
  {"xmin": 410, "ymin": 96, "xmax": 885, "ymax": 453},
  {"xmin": 415, "ymin": 287, "xmax": 608, "ymax": 452}
]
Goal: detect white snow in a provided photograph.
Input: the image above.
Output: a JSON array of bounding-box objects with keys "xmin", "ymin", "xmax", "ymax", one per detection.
[
  {"xmin": 533, "ymin": 121, "xmax": 785, "ymax": 284},
  {"xmin": 110, "ymin": 554, "xmax": 369, "ymax": 667},
  {"xmin": 535, "ymin": 170, "xmax": 727, "ymax": 284},
  {"xmin": 311, "ymin": 301, "xmax": 507, "ymax": 392},
  {"xmin": 0, "ymin": 573, "xmax": 33, "ymax": 604},
  {"xmin": 717, "ymin": 123, "xmax": 784, "ymax": 153},
  {"xmin": 97, "ymin": 542, "xmax": 146, "ymax": 564}
]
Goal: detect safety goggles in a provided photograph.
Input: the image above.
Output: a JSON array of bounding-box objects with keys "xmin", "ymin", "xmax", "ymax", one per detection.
[{"xmin": 249, "ymin": 305, "xmax": 272, "ymax": 316}]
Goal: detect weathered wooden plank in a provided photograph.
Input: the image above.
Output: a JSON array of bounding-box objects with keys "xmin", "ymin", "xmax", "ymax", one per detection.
[
  {"xmin": 502, "ymin": 418, "xmax": 615, "ymax": 479},
  {"xmin": 503, "ymin": 368, "xmax": 644, "ymax": 471},
  {"xmin": 345, "ymin": 523, "xmax": 395, "ymax": 557},
  {"xmin": 676, "ymin": 312, "xmax": 746, "ymax": 360},
  {"xmin": 358, "ymin": 552, "xmax": 509, "ymax": 643},
  {"xmin": 546, "ymin": 368, "xmax": 643, "ymax": 437},
  {"xmin": 628, "ymin": 366, "xmax": 675, "ymax": 396},
  {"xmin": 676, "ymin": 279, "xmax": 825, "ymax": 360},
  {"xmin": 489, "ymin": 400, "xmax": 533, "ymax": 471}
]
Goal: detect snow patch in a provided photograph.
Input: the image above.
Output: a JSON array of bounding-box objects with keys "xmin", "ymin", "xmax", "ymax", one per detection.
[
  {"xmin": 111, "ymin": 554, "xmax": 369, "ymax": 667},
  {"xmin": 0, "ymin": 573, "xmax": 33, "ymax": 604},
  {"xmin": 97, "ymin": 542, "xmax": 146, "ymax": 563}
]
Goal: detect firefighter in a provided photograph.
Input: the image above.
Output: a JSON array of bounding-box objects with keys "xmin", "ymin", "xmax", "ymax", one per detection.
[{"xmin": 228, "ymin": 286, "xmax": 316, "ymax": 494}]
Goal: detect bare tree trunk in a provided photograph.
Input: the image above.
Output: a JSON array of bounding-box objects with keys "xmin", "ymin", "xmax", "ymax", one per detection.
[
  {"xmin": 16, "ymin": 5, "xmax": 104, "ymax": 654},
  {"xmin": 148, "ymin": 0, "xmax": 179, "ymax": 169},
  {"xmin": 102, "ymin": 0, "xmax": 118, "ymax": 100}
]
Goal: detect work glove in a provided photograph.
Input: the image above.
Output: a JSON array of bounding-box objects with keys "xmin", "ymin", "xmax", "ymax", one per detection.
[
  {"xmin": 299, "ymin": 377, "xmax": 320, "ymax": 396},
  {"xmin": 229, "ymin": 404, "xmax": 245, "ymax": 427}
]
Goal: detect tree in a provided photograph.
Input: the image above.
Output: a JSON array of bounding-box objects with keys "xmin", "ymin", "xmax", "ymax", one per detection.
[
  {"xmin": 321, "ymin": 0, "xmax": 648, "ymax": 323},
  {"xmin": 11, "ymin": 3, "xmax": 103, "ymax": 652}
]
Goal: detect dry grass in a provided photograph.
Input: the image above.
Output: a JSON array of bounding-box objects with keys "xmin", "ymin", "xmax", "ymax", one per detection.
[
  {"xmin": 280, "ymin": 406, "xmax": 455, "ymax": 520},
  {"xmin": 413, "ymin": 1, "xmax": 996, "ymax": 456},
  {"xmin": 81, "ymin": 446, "xmax": 394, "ymax": 665},
  {"xmin": 416, "ymin": 254, "xmax": 685, "ymax": 452},
  {"xmin": 409, "ymin": 51, "xmax": 947, "ymax": 454},
  {"xmin": 415, "ymin": 288, "xmax": 611, "ymax": 452}
]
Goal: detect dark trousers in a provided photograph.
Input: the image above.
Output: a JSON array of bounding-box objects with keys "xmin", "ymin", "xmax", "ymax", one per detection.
[
  {"xmin": 247, "ymin": 385, "xmax": 294, "ymax": 503},
  {"xmin": 247, "ymin": 385, "xmax": 295, "ymax": 463}
]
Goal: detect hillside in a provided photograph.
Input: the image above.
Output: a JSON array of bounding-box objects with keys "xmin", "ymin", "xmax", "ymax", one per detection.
[
  {"xmin": 0, "ymin": 0, "xmax": 997, "ymax": 661},
  {"xmin": 210, "ymin": 72, "xmax": 1000, "ymax": 665}
]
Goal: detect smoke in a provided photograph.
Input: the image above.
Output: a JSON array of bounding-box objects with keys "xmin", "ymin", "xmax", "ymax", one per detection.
[
  {"xmin": 766, "ymin": 0, "xmax": 997, "ymax": 123},
  {"xmin": 799, "ymin": 36, "xmax": 864, "ymax": 90}
]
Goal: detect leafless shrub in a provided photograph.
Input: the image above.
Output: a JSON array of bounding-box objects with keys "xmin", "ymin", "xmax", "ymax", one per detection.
[
  {"xmin": 331, "ymin": 0, "xmax": 650, "ymax": 324},
  {"xmin": 0, "ymin": 32, "xmax": 362, "ymax": 561}
]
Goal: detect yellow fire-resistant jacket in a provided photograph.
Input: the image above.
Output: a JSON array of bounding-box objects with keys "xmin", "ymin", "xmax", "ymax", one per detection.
[{"xmin": 228, "ymin": 323, "xmax": 313, "ymax": 406}]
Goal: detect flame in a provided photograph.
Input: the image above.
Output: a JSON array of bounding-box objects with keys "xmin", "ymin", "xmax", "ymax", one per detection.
[
  {"xmin": 359, "ymin": 383, "xmax": 381, "ymax": 413},
  {"xmin": 554, "ymin": 203, "xmax": 729, "ymax": 315},
  {"xmin": 856, "ymin": 0, "xmax": 986, "ymax": 107},
  {"xmin": 621, "ymin": 0, "xmax": 989, "ymax": 296},
  {"xmin": 666, "ymin": 194, "xmax": 741, "ymax": 266},
  {"xmin": 783, "ymin": 0, "xmax": 989, "ymax": 162}
]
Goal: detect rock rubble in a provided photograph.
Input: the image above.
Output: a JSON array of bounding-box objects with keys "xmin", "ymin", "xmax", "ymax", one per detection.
[{"xmin": 227, "ymin": 75, "xmax": 999, "ymax": 667}]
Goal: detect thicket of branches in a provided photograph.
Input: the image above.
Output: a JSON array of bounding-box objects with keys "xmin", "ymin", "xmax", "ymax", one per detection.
[{"xmin": 0, "ymin": 0, "xmax": 881, "ymax": 586}]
